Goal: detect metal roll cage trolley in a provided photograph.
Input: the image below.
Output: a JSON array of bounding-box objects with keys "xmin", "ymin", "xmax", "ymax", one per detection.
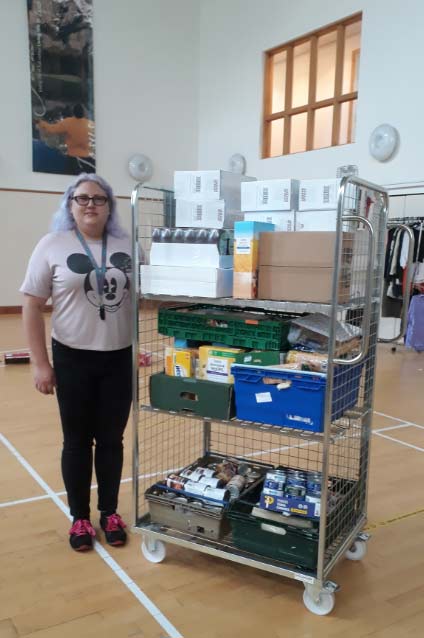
[{"xmin": 130, "ymin": 177, "xmax": 388, "ymax": 615}]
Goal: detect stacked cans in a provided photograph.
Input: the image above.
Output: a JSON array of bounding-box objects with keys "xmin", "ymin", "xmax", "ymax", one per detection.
[
  {"xmin": 163, "ymin": 458, "xmax": 256, "ymax": 504},
  {"xmin": 262, "ymin": 468, "xmax": 323, "ymax": 503}
]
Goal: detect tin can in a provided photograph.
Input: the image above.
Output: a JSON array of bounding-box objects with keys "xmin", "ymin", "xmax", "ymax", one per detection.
[
  {"xmin": 286, "ymin": 470, "xmax": 307, "ymax": 487},
  {"xmin": 284, "ymin": 484, "xmax": 306, "ymax": 498},
  {"xmin": 265, "ymin": 469, "xmax": 287, "ymax": 484},
  {"xmin": 225, "ymin": 474, "xmax": 246, "ymax": 500},
  {"xmin": 166, "ymin": 474, "xmax": 188, "ymax": 490},
  {"xmin": 262, "ymin": 486, "xmax": 286, "ymax": 498},
  {"xmin": 197, "ymin": 476, "xmax": 225, "ymax": 488},
  {"xmin": 264, "ymin": 478, "xmax": 286, "ymax": 491},
  {"xmin": 306, "ymin": 471, "xmax": 322, "ymax": 496},
  {"xmin": 285, "ymin": 471, "xmax": 307, "ymax": 498},
  {"xmin": 180, "ymin": 467, "xmax": 216, "ymax": 481}
]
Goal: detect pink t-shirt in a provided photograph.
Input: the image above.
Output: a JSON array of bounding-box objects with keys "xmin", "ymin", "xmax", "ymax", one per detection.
[{"xmin": 20, "ymin": 230, "xmax": 133, "ymax": 351}]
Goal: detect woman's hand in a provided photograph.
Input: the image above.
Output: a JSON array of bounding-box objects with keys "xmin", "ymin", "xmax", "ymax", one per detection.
[{"xmin": 33, "ymin": 362, "xmax": 56, "ymax": 395}]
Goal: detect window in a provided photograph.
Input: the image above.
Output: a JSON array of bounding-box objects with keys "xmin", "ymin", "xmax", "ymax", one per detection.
[{"xmin": 262, "ymin": 13, "xmax": 362, "ymax": 158}]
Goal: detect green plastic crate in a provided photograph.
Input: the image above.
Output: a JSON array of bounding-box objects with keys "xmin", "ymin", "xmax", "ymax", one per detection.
[
  {"xmin": 158, "ymin": 305, "xmax": 297, "ymax": 351},
  {"xmin": 227, "ymin": 478, "xmax": 360, "ymax": 571}
]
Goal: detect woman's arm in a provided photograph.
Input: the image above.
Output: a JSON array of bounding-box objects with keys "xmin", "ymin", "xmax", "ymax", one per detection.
[{"xmin": 22, "ymin": 293, "xmax": 56, "ymax": 395}]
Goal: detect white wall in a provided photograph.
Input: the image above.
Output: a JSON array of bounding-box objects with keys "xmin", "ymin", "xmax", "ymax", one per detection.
[
  {"xmin": 0, "ymin": 0, "xmax": 199, "ymax": 305},
  {"xmin": 2, "ymin": 0, "xmax": 424, "ymax": 306},
  {"xmin": 197, "ymin": 0, "xmax": 424, "ymax": 185}
]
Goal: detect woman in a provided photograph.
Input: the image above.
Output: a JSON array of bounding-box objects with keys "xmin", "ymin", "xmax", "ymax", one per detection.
[{"xmin": 21, "ymin": 173, "xmax": 132, "ymax": 552}]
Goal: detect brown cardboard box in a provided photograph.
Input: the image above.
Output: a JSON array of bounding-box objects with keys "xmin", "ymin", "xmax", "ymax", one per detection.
[
  {"xmin": 258, "ymin": 231, "xmax": 354, "ymax": 268},
  {"xmin": 258, "ymin": 266, "xmax": 350, "ymax": 303}
]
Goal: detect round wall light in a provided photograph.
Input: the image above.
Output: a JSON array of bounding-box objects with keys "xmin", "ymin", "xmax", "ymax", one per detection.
[
  {"xmin": 128, "ymin": 153, "xmax": 154, "ymax": 183},
  {"xmin": 369, "ymin": 124, "xmax": 399, "ymax": 162}
]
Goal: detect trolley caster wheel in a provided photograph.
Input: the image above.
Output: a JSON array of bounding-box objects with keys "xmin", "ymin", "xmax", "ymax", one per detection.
[
  {"xmin": 141, "ymin": 537, "xmax": 166, "ymax": 563},
  {"xmin": 303, "ymin": 589, "xmax": 335, "ymax": 616},
  {"xmin": 345, "ymin": 539, "xmax": 367, "ymax": 561}
]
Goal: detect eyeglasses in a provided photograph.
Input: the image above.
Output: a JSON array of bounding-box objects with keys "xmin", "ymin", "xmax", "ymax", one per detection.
[{"xmin": 71, "ymin": 195, "xmax": 108, "ymax": 206}]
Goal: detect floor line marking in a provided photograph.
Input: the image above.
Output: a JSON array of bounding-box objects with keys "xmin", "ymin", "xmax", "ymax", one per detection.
[
  {"xmin": 365, "ymin": 508, "xmax": 424, "ymax": 531},
  {"xmin": 0, "ymin": 432, "xmax": 183, "ymax": 638},
  {"xmin": 372, "ymin": 431, "xmax": 424, "ymax": 452},
  {"xmin": 403, "ymin": 422, "xmax": 424, "ymax": 430},
  {"xmin": 0, "ymin": 494, "xmax": 51, "ymax": 508},
  {"xmin": 373, "ymin": 423, "xmax": 413, "ymax": 433},
  {"xmin": 374, "ymin": 410, "xmax": 424, "ymax": 428}
]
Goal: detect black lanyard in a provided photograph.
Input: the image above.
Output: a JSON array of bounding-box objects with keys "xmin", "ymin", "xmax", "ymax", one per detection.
[{"xmin": 75, "ymin": 229, "xmax": 107, "ymax": 320}]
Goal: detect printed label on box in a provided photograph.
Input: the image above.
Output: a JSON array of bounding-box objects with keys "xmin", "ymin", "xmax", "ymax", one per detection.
[
  {"xmin": 235, "ymin": 238, "xmax": 252, "ymax": 254},
  {"xmin": 255, "ymin": 392, "xmax": 272, "ymax": 403},
  {"xmin": 206, "ymin": 357, "xmax": 229, "ymax": 382}
]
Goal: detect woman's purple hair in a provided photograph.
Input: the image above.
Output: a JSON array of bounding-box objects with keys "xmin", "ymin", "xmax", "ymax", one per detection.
[{"xmin": 50, "ymin": 173, "xmax": 128, "ymax": 238}]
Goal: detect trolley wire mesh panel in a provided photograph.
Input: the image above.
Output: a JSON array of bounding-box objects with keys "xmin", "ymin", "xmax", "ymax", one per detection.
[{"xmin": 131, "ymin": 177, "xmax": 388, "ymax": 614}]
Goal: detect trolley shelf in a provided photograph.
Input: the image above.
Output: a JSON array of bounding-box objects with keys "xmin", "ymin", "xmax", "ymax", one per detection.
[
  {"xmin": 140, "ymin": 293, "xmax": 378, "ymax": 315},
  {"xmin": 140, "ymin": 404, "xmax": 369, "ymax": 443},
  {"xmin": 133, "ymin": 516, "xmax": 319, "ymax": 582}
]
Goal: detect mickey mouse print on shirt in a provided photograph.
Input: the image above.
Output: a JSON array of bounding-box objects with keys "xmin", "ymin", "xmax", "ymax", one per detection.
[{"xmin": 67, "ymin": 251, "xmax": 131, "ymax": 315}]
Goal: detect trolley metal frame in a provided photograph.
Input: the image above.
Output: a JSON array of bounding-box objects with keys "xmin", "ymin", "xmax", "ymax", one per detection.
[{"xmin": 130, "ymin": 176, "xmax": 388, "ymax": 614}]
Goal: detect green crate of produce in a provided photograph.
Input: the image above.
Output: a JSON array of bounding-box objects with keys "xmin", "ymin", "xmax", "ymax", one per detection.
[{"xmin": 158, "ymin": 305, "xmax": 297, "ymax": 351}]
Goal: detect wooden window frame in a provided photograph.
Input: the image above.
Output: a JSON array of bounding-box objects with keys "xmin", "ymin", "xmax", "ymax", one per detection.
[{"xmin": 262, "ymin": 12, "xmax": 362, "ymax": 158}]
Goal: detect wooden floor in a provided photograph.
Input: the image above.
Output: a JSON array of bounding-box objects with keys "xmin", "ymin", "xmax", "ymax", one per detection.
[{"xmin": 1, "ymin": 314, "xmax": 423, "ymax": 638}]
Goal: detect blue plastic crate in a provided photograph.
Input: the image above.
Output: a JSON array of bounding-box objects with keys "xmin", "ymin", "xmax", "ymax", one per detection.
[{"xmin": 232, "ymin": 362, "xmax": 363, "ymax": 432}]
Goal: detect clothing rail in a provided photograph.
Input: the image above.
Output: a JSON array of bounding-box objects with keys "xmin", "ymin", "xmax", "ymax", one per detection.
[{"xmin": 388, "ymin": 216, "xmax": 424, "ymax": 224}]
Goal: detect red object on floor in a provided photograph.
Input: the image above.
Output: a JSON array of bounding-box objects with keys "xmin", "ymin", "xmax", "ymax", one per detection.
[
  {"xmin": 139, "ymin": 352, "xmax": 152, "ymax": 367},
  {"xmin": 4, "ymin": 351, "xmax": 31, "ymax": 364}
]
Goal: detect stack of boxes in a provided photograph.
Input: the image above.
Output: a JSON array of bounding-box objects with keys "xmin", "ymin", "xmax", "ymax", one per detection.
[
  {"xmin": 140, "ymin": 170, "xmax": 255, "ymax": 298},
  {"xmin": 240, "ymin": 179, "xmax": 299, "ymax": 230},
  {"xmin": 233, "ymin": 179, "xmax": 300, "ymax": 299},
  {"xmin": 141, "ymin": 172, "xmax": 368, "ymax": 302},
  {"xmin": 257, "ymin": 231, "xmax": 355, "ymax": 303},
  {"xmin": 296, "ymin": 178, "xmax": 361, "ymax": 231}
]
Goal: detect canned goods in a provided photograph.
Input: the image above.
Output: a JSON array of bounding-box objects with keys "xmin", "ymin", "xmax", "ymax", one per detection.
[
  {"xmin": 286, "ymin": 470, "xmax": 307, "ymax": 488},
  {"xmin": 266, "ymin": 470, "xmax": 287, "ymax": 484},
  {"xmin": 306, "ymin": 471, "xmax": 322, "ymax": 496},
  {"xmin": 166, "ymin": 474, "xmax": 189, "ymax": 490},
  {"xmin": 197, "ymin": 476, "xmax": 225, "ymax": 488},
  {"xmin": 225, "ymin": 474, "xmax": 246, "ymax": 500},
  {"xmin": 284, "ymin": 484, "xmax": 306, "ymax": 498},
  {"xmin": 264, "ymin": 478, "xmax": 286, "ymax": 491},
  {"xmin": 262, "ymin": 486, "xmax": 286, "ymax": 498},
  {"xmin": 180, "ymin": 467, "xmax": 216, "ymax": 481}
]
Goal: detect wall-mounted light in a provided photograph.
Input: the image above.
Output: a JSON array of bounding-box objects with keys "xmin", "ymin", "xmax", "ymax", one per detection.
[
  {"xmin": 128, "ymin": 153, "xmax": 154, "ymax": 183},
  {"xmin": 369, "ymin": 124, "xmax": 399, "ymax": 162}
]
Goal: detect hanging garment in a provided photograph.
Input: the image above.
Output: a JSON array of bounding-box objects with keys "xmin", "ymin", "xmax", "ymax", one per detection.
[{"xmin": 405, "ymin": 294, "xmax": 424, "ymax": 352}]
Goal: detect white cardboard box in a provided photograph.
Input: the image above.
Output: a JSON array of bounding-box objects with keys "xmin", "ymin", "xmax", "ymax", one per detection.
[
  {"xmin": 241, "ymin": 179, "xmax": 299, "ymax": 212},
  {"xmin": 296, "ymin": 210, "xmax": 337, "ymax": 231},
  {"xmin": 140, "ymin": 265, "xmax": 233, "ymax": 298},
  {"xmin": 150, "ymin": 242, "xmax": 233, "ymax": 269},
  {"xmin": 175, "ymin": 199, "xmax": 243, "ymax": 229},
  {"xmin": 174, "ymin": 170, "xmax": 256, "ymax": 209},
  {"xmin": 298, "ymin": 179, "xmax": 341, "ymax": 210},
  {"xmin": 298, "ymin": 178, "xmax": 360, "ymax": 211},
  {"xmin": 244, "ymin": 211, "xmax": 295, "ymax": 231}
]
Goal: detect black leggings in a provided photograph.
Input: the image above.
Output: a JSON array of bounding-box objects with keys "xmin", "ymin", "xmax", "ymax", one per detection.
[{"xmin": 52, "ymin": 339, "xmax": 132, "ymax": 520}]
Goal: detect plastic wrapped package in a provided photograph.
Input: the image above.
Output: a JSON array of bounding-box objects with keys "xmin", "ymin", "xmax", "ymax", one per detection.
[{"xmin": 287, "ymin": 313, "xmax": 361, "ymax": 354}]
